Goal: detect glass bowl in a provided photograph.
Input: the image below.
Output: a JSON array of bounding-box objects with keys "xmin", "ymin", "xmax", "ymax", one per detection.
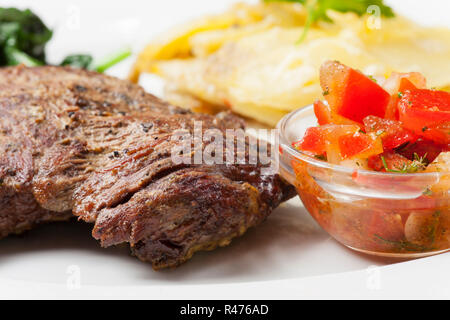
[{"xmin": 277, "ymin": 105, "xmax": 450, "ymax": 258}]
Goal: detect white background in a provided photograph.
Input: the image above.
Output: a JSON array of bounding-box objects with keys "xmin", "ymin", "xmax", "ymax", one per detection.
[{"xmin": 0, "ymin": 0, "xmax": 449, "ymax": 300}]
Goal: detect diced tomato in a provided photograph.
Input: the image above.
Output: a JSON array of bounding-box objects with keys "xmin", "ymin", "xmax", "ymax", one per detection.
[
  {"xmin": 313, "ymin": 100, "xmax": 332, "ymax": 125},
  {"xmin": 399, "ymin": 78, "xmax": 423, "ymax": 92},
  {"xmin": 320, "ymin": 61, "xmax": 391, "ymax": 124},
  {"xmin": 293, "ymin": 127, "xmax": 326, "ymax": 155},
  {"xmin": 338, "ymin": 132, "xmax": 383, "ymax": 160},
  {"xmin": 397, "ymin": 139, "xmax": 449, "ymax": 164},
  {"xmin": 368, "ymin": 156, "xmax": 384, "ymax": 171},
  {"xmin": 293, "ymin": 125, "xmax": 360, "ymax": 156},
  {"xmin": 399, "ymin": 89, "xmax": 450, "ymax": 144},
  {"xmin": 314, "ymin": 99, "xmax": 363, "ymax": 128},
  {"xmin": 293, "ymin": 124, "xmax": 382, "ymax": 161},
  {"xmin": 322, "ymin": 126, "xmax": 356, "ymax": 164},
  {"xmin": 383, "ymin": 72, "xmax": 427, "ymax": 95},
  {"xmin": 298, "ymin": 62, "xmax": 448, "ymax": 175},
  {"xmin": 363, "ymin": 116, "xmax": 418, "ymax": 150},
  {"xmin": 368, "ymin": 152, "xmax": 412, "ymax": 172},
  {"xmin": 421, "ymin": 122, "xmax": 450, "ymax": 145},
  {"xmin": 383, "ymin": 72, "xmax": 427, "ymax": 120},
  {"xmin": 384, "ymin": 75, "xmax": 426, "ymax": 120},
  {"xmin": 393, "ymin": 79, "xmax": 417, "ymax": 119}
]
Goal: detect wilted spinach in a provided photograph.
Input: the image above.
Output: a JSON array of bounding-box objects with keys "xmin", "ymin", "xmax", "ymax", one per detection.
[
  {"xmin": 60, "ymin": 54, "xmax": 94, "ymax": 69},
  {"xmin": 0, "ymin": 7, "xmax": 131, "ymax": 71},
  {"xmin": 0, "ymin": 8, "xmax": 51, "ymax": 66}
]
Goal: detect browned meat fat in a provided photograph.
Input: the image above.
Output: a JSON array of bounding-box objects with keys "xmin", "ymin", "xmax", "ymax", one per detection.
[{"xmin": 0, "ymin": 66, "xmax": 295, "ymax": 269}]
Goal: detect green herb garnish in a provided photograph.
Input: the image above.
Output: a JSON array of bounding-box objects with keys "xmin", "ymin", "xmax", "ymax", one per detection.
[
  {"xmin": 264, "ymin": 0, "xmax": 395, "ymax": 43},
  {"xmin": 60, "ymin": 54, "xmax": 94, "ymax": 70},
  {"xmin": 314, "ymin": 154, "xmax": 327, "ymax": 161},
  {"xmin": 381, "ymin": 153, "xmax": 427, "ymax": 174},
  {"xmin": 422, "ymin": 188, "xmax": 433, "ymax": 196},
  {"xmin": 374, "ymin": 234, "xmax": 429, "ymax": 252},
  {"xmin": 60, "ymin": 48, "xmax": 132, "ymax": 73},
  {"xmin": 0, "ymin": 8, "xmax": 52, "ymax": 66},
  {"xmin": 93, "ymin": 47, "xmax": 132, "ymax": 73},
  {"xmin": 368, "ymin": 75, "xmax": 377, "ymax": 83}
]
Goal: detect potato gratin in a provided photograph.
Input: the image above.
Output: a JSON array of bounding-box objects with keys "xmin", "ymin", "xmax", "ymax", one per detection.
[{"xmin": 130, "ymin": 1, "xmax": 450, "ymax": 126}]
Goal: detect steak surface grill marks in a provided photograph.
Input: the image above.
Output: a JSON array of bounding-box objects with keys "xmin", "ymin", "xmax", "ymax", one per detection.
[{"xmin": 0, "ymin": 66, "xmax": 295, "ymax": 269}]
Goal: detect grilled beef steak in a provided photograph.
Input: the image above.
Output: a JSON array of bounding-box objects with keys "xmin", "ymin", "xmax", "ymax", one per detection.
[{"xmin": 0, "ymin": 66, "xmax": 295, "ymax": 269}]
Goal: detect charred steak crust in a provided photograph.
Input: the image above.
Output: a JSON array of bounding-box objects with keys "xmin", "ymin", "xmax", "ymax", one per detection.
[{"xmin": 0, "ymin": 65, "xmax": 295, "ymax": 269}]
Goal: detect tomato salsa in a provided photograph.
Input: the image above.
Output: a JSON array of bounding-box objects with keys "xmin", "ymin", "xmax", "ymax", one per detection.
[{"xmin": 290, "ymin": 61, "xmax": 449, "ymax": 256}]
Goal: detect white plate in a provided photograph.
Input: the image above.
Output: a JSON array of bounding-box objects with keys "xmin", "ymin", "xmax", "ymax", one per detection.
[{"xmin": 1, "ymin": 0, "xmax": 449, "ymax": 299}]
